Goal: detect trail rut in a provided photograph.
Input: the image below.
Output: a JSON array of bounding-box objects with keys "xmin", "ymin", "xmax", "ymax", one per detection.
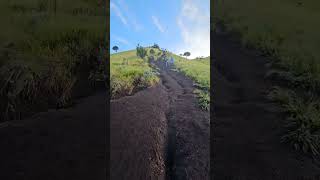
[
  {"xmin": 156, "ymin": 61, "xmax": 210, "ymax": 180},
  {"xmin": 110, "ymin": 61, "xmax": 210, "ymax": 179}
]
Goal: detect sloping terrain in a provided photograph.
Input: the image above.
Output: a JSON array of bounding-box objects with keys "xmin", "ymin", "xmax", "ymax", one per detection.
[
  {"xmin": 110, "ymin": 83, "xmax": 169, "ymax": 179},
  {"xmin": 0, "ymin": 89, "xmax": 106, "ymax": 180},
  {"xmin": 110, "ymin": 58, "xmax": 210, "ymax": 180},
  {"xmin": 212, "ymin": 32, "xmax": 320, "ymax": 180}
]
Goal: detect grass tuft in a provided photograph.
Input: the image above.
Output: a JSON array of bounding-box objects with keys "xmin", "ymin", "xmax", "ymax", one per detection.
[{"xmin": 268, "ymin": 87, "xmax": 320, "ymax": 155}]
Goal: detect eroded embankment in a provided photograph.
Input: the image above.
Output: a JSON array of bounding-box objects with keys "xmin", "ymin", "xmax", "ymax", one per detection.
[
  {"xmin": 110, "ymin": 83, "xmax": 169, "ymax": 179},
  {"xmin": 110, "ymin": 61, "xmax": 210, "ymax": 179},
  {"xmin": 158, "ymin": 64, "xmax": 210, "ymax": 180}
]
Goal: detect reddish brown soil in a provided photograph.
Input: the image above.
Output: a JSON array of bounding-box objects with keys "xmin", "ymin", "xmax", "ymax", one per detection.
[
  {"xmin": 212, "ymin": 31, "xmax": 320, "ymax": 180},
  {"xmin": 110, "ymin": 61, "xmax": 210, "ymax": 180},
  {"xmin": 0, "ymin": 90, "xmax": 106, "ymax": 180}
]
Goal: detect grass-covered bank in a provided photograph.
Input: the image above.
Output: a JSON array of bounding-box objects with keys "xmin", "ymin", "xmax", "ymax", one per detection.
[
  {"xmin": 0, "ymin": 0, "xmax": 106, "ymax": 122},
  {"xmin": 166, "ymin": 53, "xmax": 210, "ymax": 111},
  {"xmin": 110, "ymin": 50, "xmax": 159, "ymax": 98},
  {"xmin": 213, "ymin": 0, "xmax": 320, "ymax": 155}
]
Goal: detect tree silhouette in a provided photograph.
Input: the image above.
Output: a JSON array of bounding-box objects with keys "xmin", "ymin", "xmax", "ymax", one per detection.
[
  {"xmin": 112, "ymin": 46, "xmax": 119, "ymax": 52},
  {"xmin": 183, "ymin": 52, "xmax": 191, "ymax": 58}
]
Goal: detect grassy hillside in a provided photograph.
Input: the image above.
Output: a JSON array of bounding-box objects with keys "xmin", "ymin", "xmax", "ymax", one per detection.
[
  {"xmin": 214, "ymin": 0, "xmax": 320, "ymax": 155},
  {"xmin": 111, "ymin": 47, "xmax": 210, "ymax": 110},
  {"xmin": 110, "ymin": 50, "xmax": 159, "ymax": 98},
  {"xmin": 177, "ymin": 57, "xmax": 210, "ymax": 111},
  {"xmin": 172, "ymin": 55, "xmax": 210, "ymax": 90},
  {"xmin": 0, "ymin": 0, "xmax": 106, "ymax": 121},
  {"xmin": 168, "ymin": 52, "xmax": 210, "ymax": 111},
  {"xmin": 214, "ymin": 0, "xmax": 320, "ymax": 89}
]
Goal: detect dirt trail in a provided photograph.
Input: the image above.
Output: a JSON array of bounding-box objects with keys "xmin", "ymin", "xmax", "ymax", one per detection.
[
  {"xmin": 110, "ymin": 61, "xmax": 210, "ymax": 179},
  {"xmin": 0, "ymin": 90, "xmax": 106, "ymax": 180},
  {"xmin": 212, "ymin": 32, "xmax": 320, "ymax": 180},
  {"xmin": 110, "ymin": 84, "xmax": 169, "ymax": 179},
  {"xmin": 157, "ymin": 61, "xmax": 210, "ymax": 180}
]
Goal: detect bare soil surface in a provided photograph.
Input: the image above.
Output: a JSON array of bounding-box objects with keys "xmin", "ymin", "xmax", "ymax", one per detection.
[
  {"xmin": 157, "ymin": 61, "xmax": 210, "ymax": 180},
  {"xmin": 110, "ymin": 84, "xmax": 169, "ymax": 180},
  {"xmin": 212, "ymin": 31, "xmax": 320, "ymax": 180},
  {"xmin": 110, "ymin": 61, "xmax": 210, "ymax": 180},
  {"xmin": 0, "ymin": 90, "xmax": 106, "ymax": 180}
]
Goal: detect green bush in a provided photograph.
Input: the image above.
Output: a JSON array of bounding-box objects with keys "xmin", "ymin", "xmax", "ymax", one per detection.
[
  {"xmin": 136, "ymin": 45, "xmax": 147, "ymax": 59},
  {"xmin": 268, "ymin": 87, "xmax": 320, "ymax": 155}
]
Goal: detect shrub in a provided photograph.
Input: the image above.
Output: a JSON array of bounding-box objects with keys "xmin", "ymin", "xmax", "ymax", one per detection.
[
  {"xmin": 268, "ymin": 87, "xmax": 320, "ymax": 155},
  {"xmin": 194, "ymin": 89, "xmax": 210, "ymax": 111},
  {"xmin": 136, "ymin": 45, "xmax": 147, "ymax": 59}
]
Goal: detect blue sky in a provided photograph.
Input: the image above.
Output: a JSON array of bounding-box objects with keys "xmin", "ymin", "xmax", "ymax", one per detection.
[{"xmin": 110, "ymin": 0, "xmax": 210, "ymax": 59}]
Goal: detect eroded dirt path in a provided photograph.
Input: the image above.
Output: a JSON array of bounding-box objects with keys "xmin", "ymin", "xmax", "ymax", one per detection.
[
  {"xmin": 212, "ymin": 32, "xmax": 320, "ymax": 180},
  {"xmin": 110, "ymin": 61, "xmax": 210, "ymax": 180},
  {"xmin": 110, "ymin": 84, "xmax": 169, "ymax": 179},
  {"xmin": 156, "ymin": 61, "xmax": 210, "ymax": 180}
]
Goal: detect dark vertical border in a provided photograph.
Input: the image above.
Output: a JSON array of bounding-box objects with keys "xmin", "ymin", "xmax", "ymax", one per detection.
[
  {"xmin": 210, "ymin": 0, "xmax": 215, "ymax": 179},
  {"xmin": 105, "ymin": 0, "xmax": 110, "ymax": 179}
]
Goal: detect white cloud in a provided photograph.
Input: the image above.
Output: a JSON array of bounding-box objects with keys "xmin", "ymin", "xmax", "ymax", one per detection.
[
  {"xmin": 111, "ymin": 0, "xmax": 143, "ymax": 31},
  {"xmin": 175, "ymin": 0, "xmax": 210, "ymax": 59},
  {"xmin": 113, "ymin": 35, "xmax": 131, "ymax": 46},
  {"xmin": 116, "ymin": 0, "xmax": 143, "ymax": 31},
  {"xmin": 110, "ymin": 2, "xmax": 128, "ymax": 26},
  {"xmin": 152, "ymin": 16, "xmax": 165, "ymax": 33}
]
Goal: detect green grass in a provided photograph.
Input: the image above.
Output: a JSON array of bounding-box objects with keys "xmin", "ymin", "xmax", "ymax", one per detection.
[
  {"xmin": 169, "ymin": 53, "xmax": 210, "ymax": 111},
  {"xmin": 214, "ymin": 0, "xmax": 320, "ymax": 90},
  {"xmin": 0, "ymin": 0, "xmax": 105, "ymax": 121},
  {"xmin": 214, "ymin": 0, "xmax": 320, "ymax": 155},
  {"xmin": 110, "ymin": 50, "xmax": 159, "ymax": 98},
  {"xmin": 110, "ymin": 48, "xmax": 210, "ymax": 110},
  {"xmin": 173, "ymin": 55, "xmax": 210, "ymax": 90},
  {"xmin": 268, "ymin": 87, "xmax": 320, "ymax": 155}
]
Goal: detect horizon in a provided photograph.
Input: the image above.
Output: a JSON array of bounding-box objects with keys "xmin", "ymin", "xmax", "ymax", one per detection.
[{"xmin": 110, "ymin": 46, "xmax": 211, "ymax": 59}]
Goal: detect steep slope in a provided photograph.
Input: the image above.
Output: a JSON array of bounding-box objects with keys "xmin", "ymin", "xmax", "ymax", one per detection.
[{"xmin": 212, "ymin": 31, "xmax": 320, "ymax": 179}]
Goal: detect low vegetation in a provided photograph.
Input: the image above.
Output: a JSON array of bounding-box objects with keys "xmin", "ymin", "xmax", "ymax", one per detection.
[
  {"xmin": 214, "ymin": 0, "xmax": 320, "ymax": 155},
  {"xmin": 268, "ymin": 87, "xmax": 320, "ymax": 155},
  {"xmin": 110, "ymin": 46, "xmax": 210, "ymax": 110},
  {"xmin": 171, "ymin": 54, "xmax": 210, "ymax": 111},
  {"xmin": 110, "ymin": 49, "xmax": 159, "ymax": 99},
  {"xmin": 0, "ymin": 0, "xmax": 106, "ymax": 122},
  {"xmin": 149, "ymin": 48, "xmax": 163, "ymax": 60}
]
